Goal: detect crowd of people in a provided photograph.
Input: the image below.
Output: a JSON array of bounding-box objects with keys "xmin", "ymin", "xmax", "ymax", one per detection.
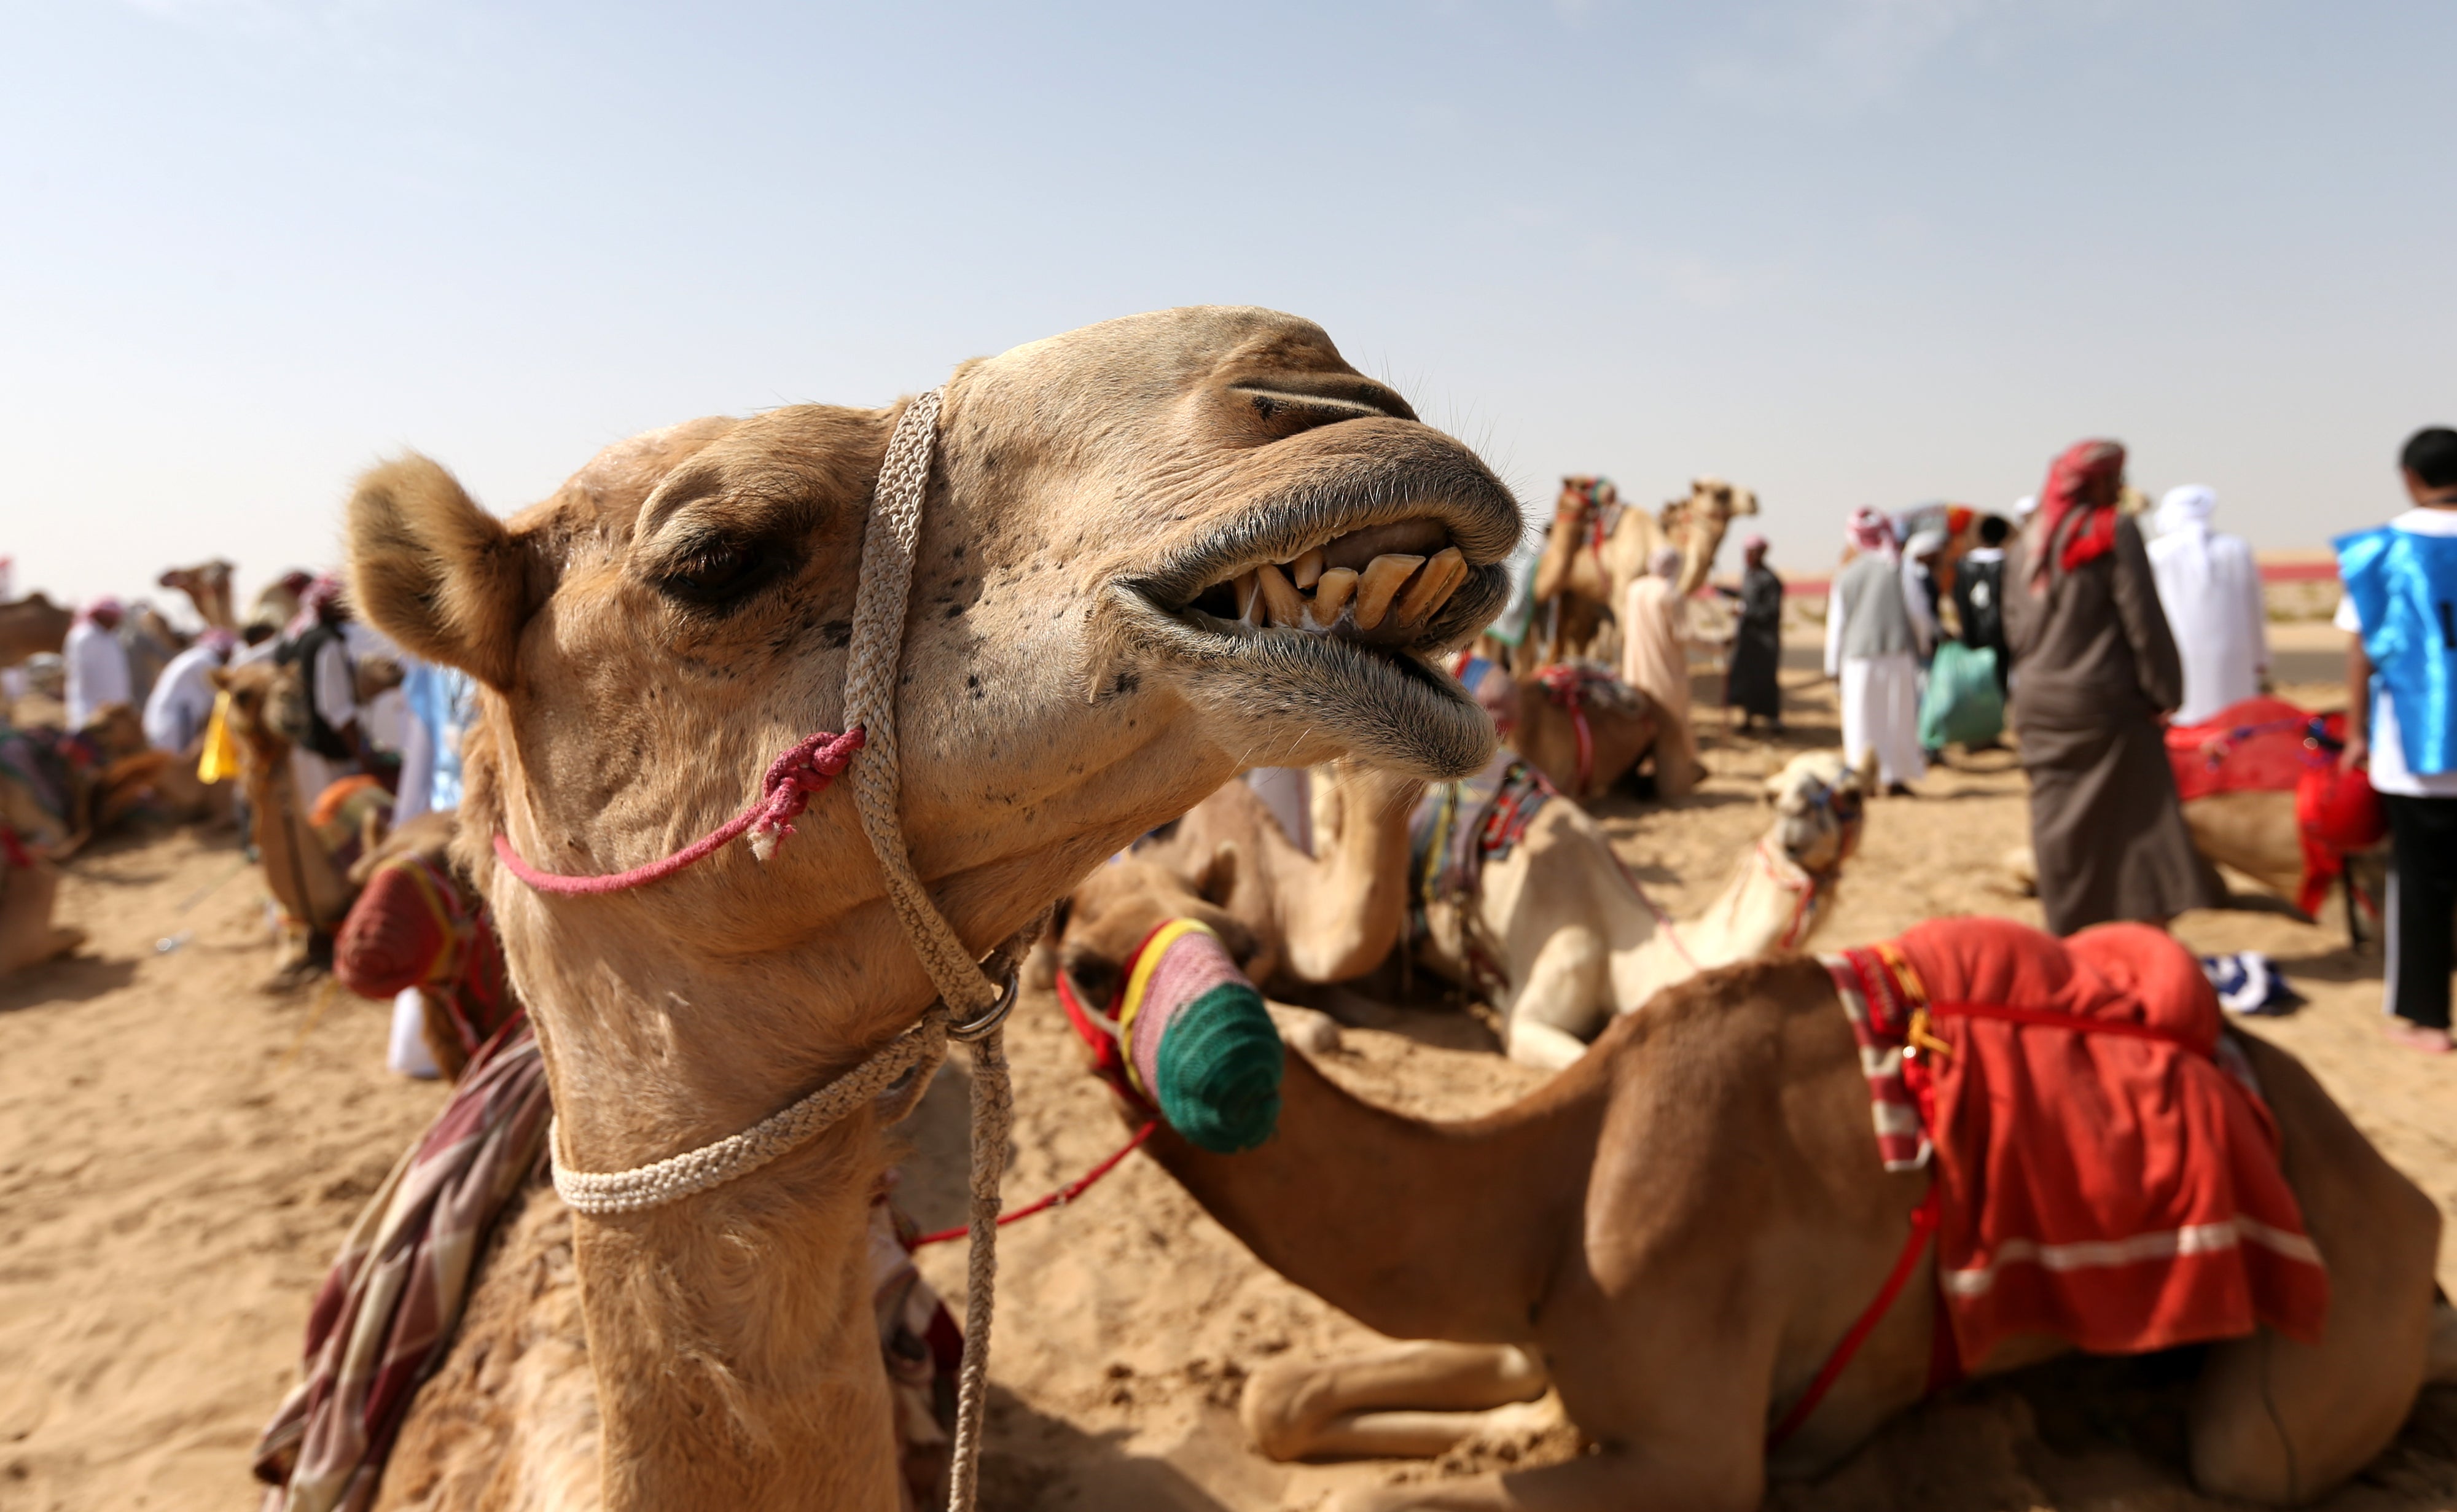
[
  {"xmin": 1709, "ymin": 424, "xmax": 2456, "ymax": 1055},
  {"xmin": 4, "ymin": 565, "xmax": 480, "ymax": 1070}
]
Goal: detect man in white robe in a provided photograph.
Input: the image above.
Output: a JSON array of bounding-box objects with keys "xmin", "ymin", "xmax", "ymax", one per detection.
[
  {"xmin": 2147, "ymin": 485, "xmax": 2267, "ymax": 725},
  {"xmin": 143, "ymin": 628, "xmax": 235, "ymax": 753},
  {"xmin": 1826, "ymin": 509, "xmax": 1929, "ymax": 792},
  {"xmin": 63, "ymin": 597, "xmax": 131, "ymax": 728}
]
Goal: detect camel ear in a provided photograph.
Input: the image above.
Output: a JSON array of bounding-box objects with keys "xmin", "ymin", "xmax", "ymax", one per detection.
[
  {"xmin": 347, "ymin": 456, "xmax": 529, "ymax": 691},
  {"xmin": 1195, "ymin": 841, "xmax": 1239, "ymax": 906},
  {"xmin": 1851, "ymin": 748, "xmax": 1881, "ymax": 797}
]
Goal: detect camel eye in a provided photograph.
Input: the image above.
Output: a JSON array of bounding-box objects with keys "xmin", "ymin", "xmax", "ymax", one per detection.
[{"xmin": 657, "ymin": 539, "xmax": 777, "ymax": 608}]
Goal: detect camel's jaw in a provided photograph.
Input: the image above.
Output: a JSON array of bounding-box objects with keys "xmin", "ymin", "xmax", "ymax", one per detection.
[{"xmin": 1101, "ymin": 473, "xmax": 1516, "ymax": 779}]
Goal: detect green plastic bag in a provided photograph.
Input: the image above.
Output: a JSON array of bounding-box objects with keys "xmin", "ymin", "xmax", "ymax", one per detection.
[{"xmin": 1919, "ymin": 641, "xmax": 2004, "ymax": 749}]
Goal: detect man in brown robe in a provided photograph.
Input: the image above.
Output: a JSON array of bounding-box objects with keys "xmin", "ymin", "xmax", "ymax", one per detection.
[{"xmin": 2004, "ymin": 440, "xmax": 2220, "ymax": 933}]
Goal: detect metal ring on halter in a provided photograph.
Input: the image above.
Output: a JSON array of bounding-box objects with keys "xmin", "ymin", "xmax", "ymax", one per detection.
[{"xmin": 947, "ymin": 966, "xmax": 1021, "ymax": 1043}]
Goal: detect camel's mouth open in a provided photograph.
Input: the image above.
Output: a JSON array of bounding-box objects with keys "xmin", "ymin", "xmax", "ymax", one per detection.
[
  {"xmin": 1173, "ymin": 518, "xmax": 1472, "ymax": 647},
  {"xmin": 1104, "ymin": 491, "xmax": 1516, "ymax": 779}
]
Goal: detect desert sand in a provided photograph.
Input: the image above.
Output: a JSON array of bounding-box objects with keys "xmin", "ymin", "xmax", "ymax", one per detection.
[{"xmin": 4, "ymin": 618, "xmax": 2454, "ymax": 1511}]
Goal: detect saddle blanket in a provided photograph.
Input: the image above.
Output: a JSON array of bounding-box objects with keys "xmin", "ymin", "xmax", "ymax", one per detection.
[
  {"xmin": 2165, "ymin": 695, "xmax": 2328, "ymax": 803},
  {"xmin": 1827, "ymin": 916, "xmax": 2329, "ymax": 1374}
]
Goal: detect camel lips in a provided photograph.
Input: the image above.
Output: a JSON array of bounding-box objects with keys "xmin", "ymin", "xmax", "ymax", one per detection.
[{"xmin": 1187, "ymin": 521, "xmax": 1471, "ymax": 645}]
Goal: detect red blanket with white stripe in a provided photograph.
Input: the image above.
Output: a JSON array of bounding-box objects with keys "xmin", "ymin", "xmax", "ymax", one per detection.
[{"xmin": 1830, "ymin": 917, "xmax": 2329, "ymax": 1374}]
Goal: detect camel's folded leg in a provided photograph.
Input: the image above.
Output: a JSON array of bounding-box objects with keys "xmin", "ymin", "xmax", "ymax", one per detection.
[
  {"xmin": 1243, "ymin": 1342, "xmax": 1547, "ymax": 1462},
  {"xmin": 1503, "ymin": 1017, "xmax": 1588, "ymax": 1071}
]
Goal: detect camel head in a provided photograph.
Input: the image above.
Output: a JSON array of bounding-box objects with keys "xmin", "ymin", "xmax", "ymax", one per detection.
[
  {"xmin": 158, "ymin": 559, "xmax": 236, "ymax": 629},
  {"xmin": 208, "ymin": 660, "xmax": 295, "ymax": 780},
  {"xmin": 341, "ymin": 305, "xmax": 1517, "ymax": 1067},
  {"xmin": 1761, "ymin": 749, "xmax": 1868, "ymax": 881},
  {"xmin": 1053, "ymin": 849, "xmax": 1264, "ymax": 1016},
  {"xmin": 1553, "ymin": 474, "xmax": 1614, "ymax": 526},
  {"xmin": 1663, "ymin": 475, "xmax": 1759, "ymax": 597}
]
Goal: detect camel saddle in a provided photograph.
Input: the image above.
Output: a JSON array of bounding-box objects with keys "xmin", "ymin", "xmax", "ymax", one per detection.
[{"xmin": 1825, "ymin": 917, "xmax": 2329, "ymax": 1378}]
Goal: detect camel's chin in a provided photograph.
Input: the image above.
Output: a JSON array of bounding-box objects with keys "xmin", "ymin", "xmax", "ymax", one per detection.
[{"xmin": 1111, "ymin": 584, "xmax": 1500, "ymax": 780}]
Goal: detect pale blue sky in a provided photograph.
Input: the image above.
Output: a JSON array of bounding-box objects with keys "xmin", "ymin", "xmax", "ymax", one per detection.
[{"xmin": 5, "ymin": 1, "xmax": 2449, "ymax": 612}]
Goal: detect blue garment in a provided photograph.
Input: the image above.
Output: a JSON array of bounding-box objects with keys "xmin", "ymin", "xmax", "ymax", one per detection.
[
  {"xmin": 2336, "ymin": 526, "xmax": 2457, "ymax": 776},
  {"xmin": 402, "ymin": 661, "xmax": 475, "ymax": 812}
]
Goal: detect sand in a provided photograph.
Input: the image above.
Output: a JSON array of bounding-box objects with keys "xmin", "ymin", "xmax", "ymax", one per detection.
[{"xmin": 4, "ymin": 618, "xmax": 2453, "ymax": 1510}]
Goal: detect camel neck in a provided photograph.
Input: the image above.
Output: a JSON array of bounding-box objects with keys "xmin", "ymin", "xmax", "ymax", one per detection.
[
  {"xmin": 517, "ymin": 933, "xmax": 927, "ymax": 1511},
  {"xmin": 1612, "ymin": 843, "xmax": 1824, "ymax": 1008},
  {"xmin": 245, "ymin": 747, "xmax": 349, "ymax": 931},
  {"xmin": 1143, "ymin": 1049, "xmax": 1601, "ymax": 1344},
  {"xmin": 1276, "ymin": 770, "xmax": 1423, "ymax": 983}
]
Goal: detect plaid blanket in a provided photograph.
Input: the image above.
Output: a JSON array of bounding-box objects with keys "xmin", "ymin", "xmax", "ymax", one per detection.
[
  {"xmin": 254, "ymin": 1021, "xmax": 963, "ymax": 1510},
  {"xmin": 252, "ymin": 1021, "xmax": 550, "ymax": 1512}
]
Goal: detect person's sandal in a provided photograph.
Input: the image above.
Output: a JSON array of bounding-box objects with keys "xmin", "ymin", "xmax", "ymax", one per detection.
[{"xmin": 2383, "ymin": 1018, "xmax": 2453, "ymax": 1055}]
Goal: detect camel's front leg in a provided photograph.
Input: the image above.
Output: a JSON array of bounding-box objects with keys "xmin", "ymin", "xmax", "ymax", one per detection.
[
  {"xmin": 1243, "ymin": 1342, "xmax": 1547, "ymax": 1461},
  {"xmin": 1498, "ymin": 931, "xmax": 1608, "ymax": 1069}
]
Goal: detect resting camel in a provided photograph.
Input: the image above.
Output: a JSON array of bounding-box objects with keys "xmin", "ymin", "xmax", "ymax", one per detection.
[
  {"xmin": 1439, "ymin": 749, "xmax": 1867, "ymax": 1066},
  {"xmin": 1051, "ymin": 935, "xmax": 2443, "ymax": 1511},
  {"xmin": 1508, "ymin": 661, "xmax": 1660, "ymax": 801},
  {"xmin": 2006, "ymin": 796, "xmax": 2386, "ymax": 941},
  {"xmin": 158, "ymin": 558, "xmax": 238, "ymax": 630},
  {"xmin": 0, "ymin": 593, "xmax": 71, "ymax": 668},
  {"xmin": 0, "ymin": 835, "xmax": 82, "ymax": 975},
  {"xmin": 301, "ymin": 306, "xmax": 1523, "ymax": 1511},
  {"xmin": 1061, "ymin": 749, "xmax": 1868, "ymax": 1070},
  {"xmin": 1098, "ymin": 759, "xmax": 1426, "ymax": 996},
  {"xmin": 1526, "ymin": 474, "xmax": 1757, "ymax": 665},
  {"xmin": 212, "ymin": 660, "xmax": 381, "ymax": 983}
]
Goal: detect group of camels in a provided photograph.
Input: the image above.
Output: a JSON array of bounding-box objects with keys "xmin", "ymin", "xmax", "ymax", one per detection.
[
  {"xmin": 52, "ymin": 306, "xmax": 2424, "ymax": 1511},
  {"xmin": 0, "ymin": 556, "xmax": 351, "ymax": 979}
]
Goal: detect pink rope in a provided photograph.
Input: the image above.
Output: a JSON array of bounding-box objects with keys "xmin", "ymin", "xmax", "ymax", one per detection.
[{"xmin": 493, "ymin": 728, "xmax": 868, "ymax": 895}]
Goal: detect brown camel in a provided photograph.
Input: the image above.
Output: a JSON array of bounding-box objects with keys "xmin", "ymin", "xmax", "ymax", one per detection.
[
  {"xmin": 317, "ymin": 306, "xmax": 1523, "ymax": 1511},
  {"xmin": 2006, "ymin": 796, "xmax": 2387, "ymax": 941},
  {"xmin": 0, "ymin": 840, "xmax": 83, "ymax": 975},
  {"xmin": 0, "ymin": 593, "xmax": 71, "ymax": 668},
  {"xmin": 211, "ymin": 661, "xmax": 372, "ymax": 983},
  {"xmin": 1509, "ymin": 661, "xmax": 1660, "ymax": 801},
  {"xmin": 1526, "ymin": 475, "xmax": 1757, "ymax": 666},
  {"xmin": 1095, "ymin": 760, "xmax": 1428, "ymax": 997},
  {"xmin": 159, "ymin": 558, "xmax": 239, "ymax": 630},
  {"xmin": 1060, "ymin": 947, "xmax": 2443, "ymax": 1511}
]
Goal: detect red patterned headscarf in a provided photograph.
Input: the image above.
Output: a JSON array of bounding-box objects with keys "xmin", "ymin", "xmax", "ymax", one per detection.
[{"xmin": 2028, "ymin": 440, "xmax": 2126, "ymax": 589}]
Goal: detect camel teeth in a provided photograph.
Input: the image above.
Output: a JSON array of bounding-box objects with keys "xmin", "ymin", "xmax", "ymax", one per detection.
[
  {"xmin": 1232, "ymin": 571, "xmax": 1260, "ymax": 626},
  {"xmin": 1255, "ymin": 561, "xmax": 1305, "ymax": 628},
  {"xmin": 1351, "ymin": 554, "xmax": 1423, "ymax": 631},
  {"xmin": 1394, "ymin": 547, "xmax": 1467, "ymax": 626},
  {"xmin": 1310, "ymin": 567, "xmax": 1357, "ymax": 625},
  {"xmin": 1291, "ymin": 547, "xmax": 1325, "ymax": 590}
]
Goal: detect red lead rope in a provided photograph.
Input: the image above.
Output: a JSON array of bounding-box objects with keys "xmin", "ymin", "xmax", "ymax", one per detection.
[
  {"xmin": 493, "ymin": 728, "xmax": 867, "ymax": 895},
  {"xmin": 1765, "ymin": 1184, "xmax": 1941, "ymax": 1450},
  {"xmin": 910, "ymin": 1121, "xmax": 1157, "ymax": 1247}
]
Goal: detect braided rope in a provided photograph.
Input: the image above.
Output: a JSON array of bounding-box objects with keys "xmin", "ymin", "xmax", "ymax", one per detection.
[
  {"xmin": 550, "ymin": 1010, "xmax": 950, "ymax": 1214},
  {"xmin": 843, "ymin": 389, "xmax": 1003, "ymax": 1018}
]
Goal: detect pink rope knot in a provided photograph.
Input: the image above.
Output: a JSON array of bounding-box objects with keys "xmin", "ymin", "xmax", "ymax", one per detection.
[
  {"xmin": 747, "ymin": 728, "xmax": 870, "ymax": 859},
  {"xmin": 495, "ymin": 727, "xmax": 869, "ymax": 895}
]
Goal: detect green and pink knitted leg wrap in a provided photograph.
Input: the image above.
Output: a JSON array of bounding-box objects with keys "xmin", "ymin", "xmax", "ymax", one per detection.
[{"xmin": 1114, "ymin": 919, "xmax": 1283, "ymax": 1153}]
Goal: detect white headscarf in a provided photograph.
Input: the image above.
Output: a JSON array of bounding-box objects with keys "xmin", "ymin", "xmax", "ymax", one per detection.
[{"xmin": 2157, "ymin": 484, "xmax": 2216, "ymax": 539}]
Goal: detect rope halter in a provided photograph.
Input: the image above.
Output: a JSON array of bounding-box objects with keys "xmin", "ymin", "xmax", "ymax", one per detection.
[{"xmin": 491, "ymin": 386, "xmax": 1014, "ymax": 1512}]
